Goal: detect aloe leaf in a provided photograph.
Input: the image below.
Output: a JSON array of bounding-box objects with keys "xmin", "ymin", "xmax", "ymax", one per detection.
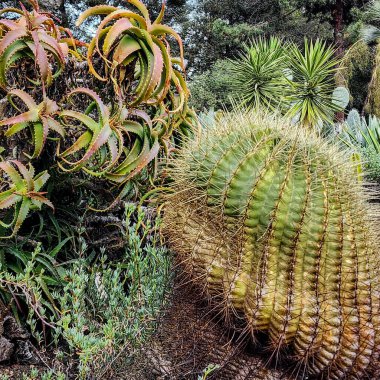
[
  {"xmin": 4, "ymin": 122, "xmax": 29, "ymax": 137},
  {"xmin": 60, "ymin": 110, "xmax": 99, "ymax": 133},
  {"xmin": 32, "ymin": 122, "xmax": 44, "ymax": 158},
  {"xmin": 33, "ymin": 171, "xmax": 50, "ymax": 191},
  {"xmin": 150, "ymin": 24, "xmax": 184, "ymax": 69},
  {"xmin": 0, "ymin": 161, "xmax": 24, "ymax": 188},
  {"xmin": 0, "ymin": 109, "xmax": 39, "ymax": 126},
  {"xmin": 11, "ymin": 198, "xmax": 31, "ymax": 238},
  {"xmin": 8, "ymin": 89, "xmax": 37, "ymax": 110},
  {"xmin": 113, "ymin": 34, "xmax": 141, "ymax": 64},
  {"xmin": 12, "ymin": 161, "xmax": 33, "ymax": 191},
  {"xmin": 59, "ymin": 130, "xmax": 92, "ymax": 158},
  {"xmin": 127, "ymin": 0, "xmax": 150, "ymax": 23},
  {"xmin": 0, "ymin": 27, "xmax": 27, "ymax": 57},
  {"xmin": 102, "ymin": 18, "xmax": 133, "ymax": 55},
  {"xmin": 0, "ymin": 194, "xmax": 21, "ymax": 210},
  {"xmin": 76, "ymin": 5, "xmax": 119, "ymax": 26}
]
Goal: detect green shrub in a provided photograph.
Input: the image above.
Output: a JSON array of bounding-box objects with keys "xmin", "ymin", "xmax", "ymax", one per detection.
[
  {"xmin": 189, "ymin": 60, "xmax": 236, "ymax": 111},
  {"xmin": 55, "ymin": 203, "xmax": 171, "ymax": 378}
]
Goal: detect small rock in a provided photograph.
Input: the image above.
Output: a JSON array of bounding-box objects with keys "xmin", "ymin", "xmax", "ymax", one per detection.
[
  {"xmin": 14, "ymin": 340, "xmax": 40, "ymax": 365},
  {"xmin": 0, "ymin": 336, "xmax": 14, "ymax": 362},
  {"xmin": 3, "ymin": 316, "xmax": 30, "ymax": 340}
]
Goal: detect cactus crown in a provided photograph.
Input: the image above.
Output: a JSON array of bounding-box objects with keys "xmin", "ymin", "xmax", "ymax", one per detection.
[{"xmin": 163, "ymin": 111, "xmax": 380, "ymax": 379}]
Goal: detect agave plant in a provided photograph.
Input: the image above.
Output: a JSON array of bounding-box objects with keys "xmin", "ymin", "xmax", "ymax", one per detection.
[
  {"xmin": 76, "ymin": 0, "xmax": 187, "ymax": 107},
  {"xmin": 341, "ymin": 109, "xmax": 380, "ymax": 181},
  {"xmin": 0, "ymin": 89, "xmax": 64, "ymax": 158},
  {"xmin": 0, "ymin": 0, "xmax": 71, "ymax": 89},
  {"xmin": 343, "ymin": 109, "xmax": 380, "ymax": 149},
  {"xmin": 230, "ymin": 37, "xmax": 289, "ymax": 111},
  {"xmin": 0, "ymin": 160, "xmax": 52, "ymax": 238}
]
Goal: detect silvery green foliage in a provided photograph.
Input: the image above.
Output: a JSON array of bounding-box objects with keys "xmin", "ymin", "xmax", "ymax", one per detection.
[
  {"xmin": 347, "ymin": 109, "xmax": 361, "ymax": 128},
  {"xmin": 342, "ymin": 111, "xmax": 380, "ymax": 181},
  {"xmin": 55, "ymin": 203, "xmax": 171, "ymax": 378},
  {"xmin": 332, "ymin": 86, "xmax": 350, "ymax": 110}
]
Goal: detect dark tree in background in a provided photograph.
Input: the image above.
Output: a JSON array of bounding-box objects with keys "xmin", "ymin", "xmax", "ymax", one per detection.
[{"xmin": 288, "ymin": 0, "xmax": 372, "ymax": 56}]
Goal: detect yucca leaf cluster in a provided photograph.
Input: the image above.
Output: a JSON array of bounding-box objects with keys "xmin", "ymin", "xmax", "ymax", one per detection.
[
  {"xmin": 163, "ymin": 111, "xmax": 380, "ymax": 379},
  {"xmin": 230, "ymin": 38, "xmax": 346, "ymax": 128}
]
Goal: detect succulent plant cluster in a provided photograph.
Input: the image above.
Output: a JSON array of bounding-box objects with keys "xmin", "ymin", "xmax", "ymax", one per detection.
[
  {"xmin": 0, "ymin": 0, "xmax": 194, "ymax": 237},
  {"xmin": 163, "ymin": 111, "xmax": 380, "ymax": 379}
]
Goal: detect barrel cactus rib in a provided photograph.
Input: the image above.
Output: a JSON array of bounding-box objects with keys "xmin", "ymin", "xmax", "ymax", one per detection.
[
  {"xmin": 279, "ymin": 156, "xmax": 312, "ymax": 345},
  {"xmin": 248, "ymin": 149, "xmax": 298, "ymax": 332},
  {"xmin": 267, "ymin": 157, "xmax": 311, "ymax": 348},
  {"xmin": 162, "ymin": 111, "xmax": 380, "ymax": 379}
]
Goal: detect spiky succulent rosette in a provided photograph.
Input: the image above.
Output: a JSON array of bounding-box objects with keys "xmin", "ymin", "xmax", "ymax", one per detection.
[{"xmin": 162, "ymin": 111, "xmax": 380, "ymax": 379}]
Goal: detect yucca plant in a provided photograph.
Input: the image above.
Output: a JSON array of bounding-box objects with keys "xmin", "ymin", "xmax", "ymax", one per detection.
[
  {"xmin": 230, "ymin": 37, "xmax": 289, "ymax": 111},
  {"xmin": 162, "ymin": 111, "xmax": 380, "ymax": 379},
  {"xmin": 231, "ymin": 38, "xmax": 343, "ymax": 128},
  {"xmin": 286, "ymin": 39, "xmax": 342, "ymax": 127}
]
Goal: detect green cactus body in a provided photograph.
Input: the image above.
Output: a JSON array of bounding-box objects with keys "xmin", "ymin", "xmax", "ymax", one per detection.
[{"xmin": 162, "ymin": 112, "xmax": 380, "ymax": 379}]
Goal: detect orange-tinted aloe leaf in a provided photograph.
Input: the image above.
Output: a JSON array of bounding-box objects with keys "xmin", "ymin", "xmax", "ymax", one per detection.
[
  {"xmin": 0, "ymin": 109, "xmax": 39, "ymax": 126},
  {"xmin": 127, "ymin": 0, "xmax": 151, "ymax": 25},
  {"xmin": 113, "ymin": 34, "xmax": 141, "ymax": 64},
  {"xmin": 0, "ymin": 28, "xmax": 27, "ymax": 57},
  {"xmin": 150, "ymin": 24, "xmax": 185, "ymax": 70},
  {"xmin": 0, "ymin": 161, "xmax": 24, "ymax": 189},
  {"xmin": 153, "ymin": 1, "xmax": 166, "ymax": 25},
  {"xmin": 76, "ymin": 5, "xmax": 119, "ymax": 27}
]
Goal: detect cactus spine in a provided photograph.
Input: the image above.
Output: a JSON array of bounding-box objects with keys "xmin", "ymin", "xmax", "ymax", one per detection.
[{"xmin": 162, "ymin": 111, "xmax": 380, "ymax": 379}]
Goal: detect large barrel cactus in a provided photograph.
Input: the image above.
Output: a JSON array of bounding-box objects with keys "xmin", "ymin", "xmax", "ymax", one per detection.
[{"xmin": 162, "ymin": 112, "xmax": 380, "ymax": 379}]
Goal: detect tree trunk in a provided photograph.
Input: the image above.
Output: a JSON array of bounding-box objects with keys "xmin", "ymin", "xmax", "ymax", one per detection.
[
  {"xmin": 332, "ymin": 0, "xmax": 345, "ymax": 122},
  {"xmin": 332, "ymin": 0, "xmax": 344, "ymax": 58}
]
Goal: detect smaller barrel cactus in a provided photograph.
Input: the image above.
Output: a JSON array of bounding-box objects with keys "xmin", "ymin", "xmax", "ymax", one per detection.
[{"xmin": 162, "ymin": 111, "xmax": 380, "ymax": 379}]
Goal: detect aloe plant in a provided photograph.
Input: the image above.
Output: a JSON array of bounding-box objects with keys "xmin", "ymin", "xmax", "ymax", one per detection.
[
  {"xmin": 0, "ymin": 0, "xmax": 69, "ymax": 88},
  {"xmin": 0, "ymin": 160, "xmax": 52, "ymax": 238},
  {"xmin": 0, "ymin": 89, "xmax": 64, "ymax": 158},
  {"xmin": 162, "ymin": 111, "xmax": 380, "ymax": 379},
  {"xmin": 76, "ymin": 0, "xmax": 187, "ymax": 108},
  {"xmin": 58, "ymin": 88, "xmax": 117, "ymax": 174},
  {"xmin": 58, "ymin": 88, "xmax": 160, "ymax": 184}
]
